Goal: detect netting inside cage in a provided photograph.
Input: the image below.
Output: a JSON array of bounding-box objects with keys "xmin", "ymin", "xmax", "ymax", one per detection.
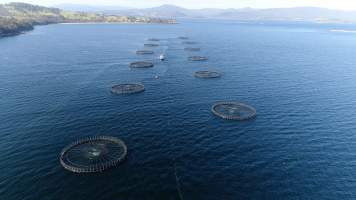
[
  {"xmin": 188, "ymin": 56, "xmax": 208, "ymax": 61},
  {"xmin": 194, "ymin": 71, "xmax": 221, "ymax": 78},
  {"xmin": 211, "ymin": 102, "xmax": 256, "ymax": 120},
  {"xmin": 60, "ymin": 136, "xmax": 127, "ymax": 173},
  {"xmin": 129, "ymin": 61, "xmax": 154, "ymax": 68},
  {"xmin": 111, "ymin": 83, "xmax": 145, "ymax": 94}
]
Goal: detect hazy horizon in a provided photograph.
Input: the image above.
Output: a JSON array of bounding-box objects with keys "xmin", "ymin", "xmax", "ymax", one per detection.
[{"xmin": 1, "ymin": 0, "xmax": 356, "ymax": 11}]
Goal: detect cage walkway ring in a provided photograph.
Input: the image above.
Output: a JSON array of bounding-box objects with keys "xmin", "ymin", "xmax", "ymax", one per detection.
[
  {"xmin": 144, "ymin": 44, "xmax": 159, "ymax": 47},
  {"xmin": 129, "ymin": 61, "xmax": 154, "ymax": 68},
  {"xmin": 136, "ymin": 50, "xmax": 154, "ymax": 55},
  {"xmin": 184, "ymin": 47, "xmax": 200, "ymax": 51},
  {"xmin": 60, "ymin": 136, "xmax": 127, "ymax": 173},
  {"xmin": 182, "ymin": 41, "xmax": 198, "ymax": 45},
  {"xmin": 212, "ymin": 102, "xmax": 256, "ymax": 121},
  {"xmin": 148, "ymin": 38, "xmax": 160, "ymax": 41},
  {"xmin": 111, "ymin": 83, "xmax": 145, "ymax": 94},
  {"xmin": 188, "ymin": 56, "xmax": 208, "ymax": 61},
  {"xmin": 194, "ymin": 71, "xmax": 221, "ymax": 78},
  {"xmin": 178, "ymin": 36, "xmax": 189, "ymax": 40}
]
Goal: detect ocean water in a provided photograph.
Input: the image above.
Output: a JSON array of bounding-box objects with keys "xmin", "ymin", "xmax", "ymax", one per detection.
[{"xmin": 1, "ymin": 20, "xmax": 356, "ymax": 199}]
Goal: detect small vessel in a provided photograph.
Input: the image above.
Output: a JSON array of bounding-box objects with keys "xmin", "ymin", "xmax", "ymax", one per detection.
[{"xmin": 159, "ymin": 54, "xmax": 165, "ymax": 61}]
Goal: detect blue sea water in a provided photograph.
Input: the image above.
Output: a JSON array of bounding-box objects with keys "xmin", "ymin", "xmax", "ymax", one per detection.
[{"xmin": 1, "ymin": 20, "xmax": 356, "ymax": 199}]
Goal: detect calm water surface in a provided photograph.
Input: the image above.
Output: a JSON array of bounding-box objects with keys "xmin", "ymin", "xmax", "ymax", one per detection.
[{"xmin": 1, "ymin": 21, "xmax": 356, "ymax": 199}]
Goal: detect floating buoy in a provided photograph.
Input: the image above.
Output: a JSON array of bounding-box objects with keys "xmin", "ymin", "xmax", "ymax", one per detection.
[{"xmin": 159, "ymin": 54, "xmax": 165, "ymax": 61}]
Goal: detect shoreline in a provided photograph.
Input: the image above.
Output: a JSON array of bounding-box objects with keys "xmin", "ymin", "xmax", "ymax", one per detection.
[
  {"xmin": 0, "ymin": 3, "xmax": 176, "ymax": 39},
  {"xmin": 0, "ymin": 21, "xmax": 177, "ymax": 38}
]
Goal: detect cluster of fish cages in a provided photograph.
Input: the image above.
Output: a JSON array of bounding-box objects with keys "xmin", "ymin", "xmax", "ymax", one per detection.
[
  {"xmin": 59, "ymin": 35, "xmax": 258, "ymax": 174},
  {"xmin": 188, "ymin": 56, "xmax": 208, "ymax": 61},
  {"xmin": 60, "ymin": 136, "xmax": 127, "ymax": 173},
  {"xmin": 181, "ymin": 38, "xmax": 206, "ymax": 61},
  {"xmin": 180, "ymin": 38, "xmax": 256, "ymax": 121},
  {"xmin": 129, "ymin": 61, "xmax": 154, "ymax": 68},
  {"xmin": 211, "ymin": 102, "xmax": 257, "ymax": 121},
  {"xmin": 194, "ymin": 71, "xmax": 221, "ymax": 78},
  {"xmin": 111, "ymin": 83, "xmax": 145, "ymax": 95}
]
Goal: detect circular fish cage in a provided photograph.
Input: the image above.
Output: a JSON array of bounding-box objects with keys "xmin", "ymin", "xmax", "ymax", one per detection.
[
  {"xmin": 111, "ymin": 83, "xmax": 145, "ymax": 94},
  {"xmin": 136, "ymin": 50, "xmax": 154, "ymax": 55},
  {"xmin": 178, "ymin": 36, "xmax": 189, "ymax": 40},
  {"xmin": 148, "ymin": 38, "xmax": 160, "ymax": 41},
  {"xmin": 211, "ymin": 102, "xmax": 256, "ymax": 121},
  {"xmin": 129, "ymin": 61, "xmax": 154, "ymax": 68},
  {"xmin": 188, "ymin": 56, "xmax": 208, "ymax": 61},
  {"xmin": 194, "ymin": 71, "xmax": 221, "ymax": 78},
  {"xmin": 182, "ymin": 41, "xmax": 197, "ymax": 45},
  {"xmin": 60, "ymin": 136, "xmax": 127, "ymax": 173},
  {"xmin": 144, "ymin": 43, "xmax": 159, "ymax": 47},
  {"xmin": 184, "ymin": 47, "xmax": 200, "ymax": 51}
]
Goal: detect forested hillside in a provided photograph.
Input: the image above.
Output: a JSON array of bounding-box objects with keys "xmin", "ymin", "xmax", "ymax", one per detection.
[{"xmin": 0, "ymin": 3, "xmax": 175, "ymax": 37}]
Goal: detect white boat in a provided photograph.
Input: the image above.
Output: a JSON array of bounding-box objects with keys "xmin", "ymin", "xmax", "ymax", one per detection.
[{"xmin": 159, "ymin": 54, "xmax": 165, "ymax": 61}]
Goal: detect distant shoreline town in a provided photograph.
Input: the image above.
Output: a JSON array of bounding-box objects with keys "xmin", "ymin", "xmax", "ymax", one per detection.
[{"xmin": 0, "ymin": 3, "xmax": 176, "ymax": 37}]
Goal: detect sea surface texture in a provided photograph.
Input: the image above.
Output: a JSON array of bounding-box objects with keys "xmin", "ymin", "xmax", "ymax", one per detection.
[{"xmin": 1, "ymin": 21, "xmax": 356, "ymax": 199}]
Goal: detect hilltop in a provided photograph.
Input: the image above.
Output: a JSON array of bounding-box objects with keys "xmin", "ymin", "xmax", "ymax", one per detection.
[{"xmin": 0, "ymin": 2, "xmax": 176, "ymax": 37}]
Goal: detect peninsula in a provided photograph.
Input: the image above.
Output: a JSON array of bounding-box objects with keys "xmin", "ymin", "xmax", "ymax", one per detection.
[{"xmin": 0, "ymin": 2, "xmax": 176, "ymax": 37}]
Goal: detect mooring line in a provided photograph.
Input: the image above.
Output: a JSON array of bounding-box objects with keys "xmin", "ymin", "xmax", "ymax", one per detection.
[{"xmin": 174, "ymin": 163, "xmax": 184, "ymax": 200}]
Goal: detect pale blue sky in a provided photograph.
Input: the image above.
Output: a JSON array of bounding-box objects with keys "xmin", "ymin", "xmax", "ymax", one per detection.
[{"xmin": 1, "ymin": 0, "xmax": 356, "ymax": 10}]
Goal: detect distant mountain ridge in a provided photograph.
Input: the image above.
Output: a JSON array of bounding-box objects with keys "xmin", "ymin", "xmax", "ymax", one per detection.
[{"xmin": 57, "ymin": 4, "xmax": 356, "ymax": 23}]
